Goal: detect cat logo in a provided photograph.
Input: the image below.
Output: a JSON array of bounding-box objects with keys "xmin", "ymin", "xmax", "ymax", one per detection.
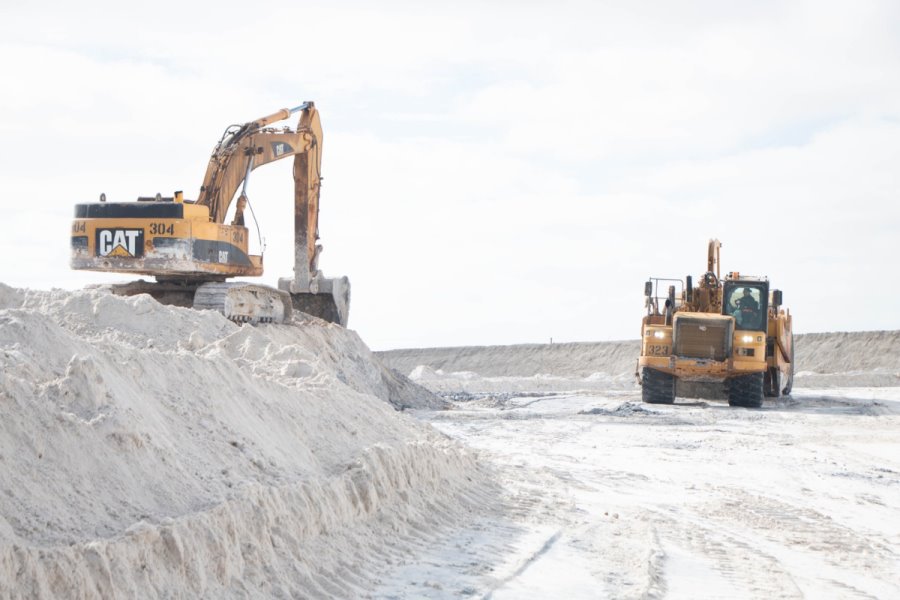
[
  {"xmin": 271, "ymin": 141, "xmax": 294, "ymax": 157},
  {"xmin": 96, "ymin": 229, "xmax": 144, "ymax": 258}
]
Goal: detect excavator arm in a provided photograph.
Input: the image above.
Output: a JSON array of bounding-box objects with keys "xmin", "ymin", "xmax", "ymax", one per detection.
[{"xmin": 197, "ymin": 102, "xmax": 348, "ymax": 325}]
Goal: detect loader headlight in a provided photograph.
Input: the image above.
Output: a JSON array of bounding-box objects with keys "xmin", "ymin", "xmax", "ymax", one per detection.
[
  {"xmin": 741, "ymin": 335, "xmax": 753, "ymax": 344},
  {"xmin": 654, "ymin": 331, "xmax": 666, "ymax": 339}
]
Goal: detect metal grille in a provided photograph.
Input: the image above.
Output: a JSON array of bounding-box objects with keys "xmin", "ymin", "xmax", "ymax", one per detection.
[{"xmin": 674, "ymin": 317, "xmax": 731, "ymax": 360}]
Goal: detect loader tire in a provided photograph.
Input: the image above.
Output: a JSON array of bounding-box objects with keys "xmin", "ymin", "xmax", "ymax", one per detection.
[
  {"xmin": 727, "ymin": 372, "xmax": 765, "ymax": 408},
  {"xmin": 642, "ymin": 368, "xmax": 675, "ymax": 404}
]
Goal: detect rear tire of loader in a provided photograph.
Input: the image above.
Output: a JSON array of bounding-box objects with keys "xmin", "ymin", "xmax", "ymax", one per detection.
[
  {"xmin": 642, "ymin": 368, "xmax": 675, "ymax": 404},
  {"xmin": 727, "ymin": 372, "xmax": 765, "ymax": 408}
]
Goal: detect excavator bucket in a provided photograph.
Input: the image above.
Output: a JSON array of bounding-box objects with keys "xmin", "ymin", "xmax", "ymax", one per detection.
[{"xmin": 279, "ymin": 275, "xmax": 350, "ymax": 326}]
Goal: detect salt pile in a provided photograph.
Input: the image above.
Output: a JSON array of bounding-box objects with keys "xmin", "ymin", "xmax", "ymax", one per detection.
[
  {"xmin": 380, "ymin": 340, "xmax": 640, "ymax": 380},
  {"xmin": 0, "ymin": 284, "xmax": 493, "ymax": 598}
]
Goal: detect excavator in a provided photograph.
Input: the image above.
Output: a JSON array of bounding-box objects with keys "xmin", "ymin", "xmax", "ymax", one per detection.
[
  {"xmin": 70, "ymin": 102, "xmax": 350, "ymax": 326},
  {"xmin": 637, "ymin": 239, "xmax": 793, "ymax": 407}
]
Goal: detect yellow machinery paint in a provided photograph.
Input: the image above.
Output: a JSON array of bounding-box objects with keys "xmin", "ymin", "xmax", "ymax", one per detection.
[{"xmin": 72, "ymin": 201, "xmax": 263, "ymax": 278}]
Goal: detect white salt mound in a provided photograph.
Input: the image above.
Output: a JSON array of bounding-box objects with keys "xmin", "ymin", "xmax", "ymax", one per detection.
[
  {"xmin": 0, "ymin": 284, "xmax": 490, "ymax": 599},
  {"xmin": 378, "ymin": 331, "xmax": 900, "ymax": 392}
]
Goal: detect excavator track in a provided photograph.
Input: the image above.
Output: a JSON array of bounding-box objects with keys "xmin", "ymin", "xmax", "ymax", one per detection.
[{"xmin": 193, "ymin": 282, "xmax": 292, "ymax": 324}]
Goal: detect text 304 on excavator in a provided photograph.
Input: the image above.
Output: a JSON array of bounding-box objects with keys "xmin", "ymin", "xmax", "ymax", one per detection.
[
  {"xmin": 70, "ymin": 102, "xmax": 349, "ymax": 325},
  {"xmin": 637, "ymin": 239, "xmax": 793, "ymax": 408}
]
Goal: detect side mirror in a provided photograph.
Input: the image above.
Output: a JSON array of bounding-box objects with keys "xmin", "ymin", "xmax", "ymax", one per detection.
[
  {"xmin": 772, "ymin": 289, "xmax": 783, "ymax": 308},
  {"xmin": 644, "ymin": 281, "xmax": 653, "ymax": 297}
]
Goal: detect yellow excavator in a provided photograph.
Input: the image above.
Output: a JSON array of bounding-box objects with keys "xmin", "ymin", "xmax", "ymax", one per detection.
[
  {"xmin": 70, "ymin": 102, "xmax": 350, "ymax": 325},
  {"xmin": 637, "ymin": 239, "xmax": 793, "ymax": 407}
]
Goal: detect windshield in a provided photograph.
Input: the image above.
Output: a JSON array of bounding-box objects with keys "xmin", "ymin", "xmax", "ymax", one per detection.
[{"xmin": 724, "ymin": 283, "xmax": 767, "ymax": 331}]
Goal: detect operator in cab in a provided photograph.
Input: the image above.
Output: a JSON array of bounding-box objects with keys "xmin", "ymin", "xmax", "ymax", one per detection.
[
  {"xmin": 737, "ymin": 288, "xmax": 758, "ymax": 312},
  {"xmin": 731, "ymin": 287, "xmax": 760, "ymax": 328}
]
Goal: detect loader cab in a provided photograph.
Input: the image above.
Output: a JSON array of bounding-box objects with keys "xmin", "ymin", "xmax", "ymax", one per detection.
[{"xmin": 723, "ymin": 280, "xmax": 768, "ymax": 331}]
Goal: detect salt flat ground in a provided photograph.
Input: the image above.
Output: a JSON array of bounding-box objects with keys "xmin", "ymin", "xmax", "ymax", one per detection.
[{"xmin": 373, "ymin": 388, "xmax": 900, "ymax": 599}]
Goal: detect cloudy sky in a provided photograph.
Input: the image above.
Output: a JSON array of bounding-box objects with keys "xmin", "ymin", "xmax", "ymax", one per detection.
[{"xmin": 2, "ymin": 1, "xmax": 898, "ymax": 349}]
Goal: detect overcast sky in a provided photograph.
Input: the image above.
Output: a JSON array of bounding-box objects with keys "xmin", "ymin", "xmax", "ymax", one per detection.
[{"xmin": 1, "ymin": 1, "xmax": 898, "ymax": 349}]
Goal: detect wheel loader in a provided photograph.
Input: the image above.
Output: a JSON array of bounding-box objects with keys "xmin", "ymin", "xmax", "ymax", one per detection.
[
  {"xmin": 70, "ymin": 102, "xmax": 350, "ymax": 326},
  {"xmin": 637, "ymin": 239, "xmax": 793, "ymax": 407}
]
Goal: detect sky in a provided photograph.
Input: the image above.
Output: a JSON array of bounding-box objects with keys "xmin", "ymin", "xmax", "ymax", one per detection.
[{"xmin": 1, "ymin": 0, "xmax": 899, "ymax": 350}]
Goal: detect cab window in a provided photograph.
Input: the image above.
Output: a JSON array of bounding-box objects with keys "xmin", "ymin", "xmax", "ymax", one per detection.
[{"xmin": 725, "ymin": 285, "xmax": 765, "ymax": 330}]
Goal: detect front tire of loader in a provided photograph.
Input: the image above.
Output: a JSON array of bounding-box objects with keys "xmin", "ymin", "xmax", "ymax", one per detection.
[
  {"xmin": 642, "ymin": 368, "xmax": 675, "ymax": 404},
  {"xmin": 727, "ymin": 372, "xmax": 765, "ymax": 408}
]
